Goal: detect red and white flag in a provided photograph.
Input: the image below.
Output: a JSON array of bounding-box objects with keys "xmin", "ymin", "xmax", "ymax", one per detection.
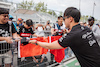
[
  {"xmin": 18, "ymin": 36, "xmax": 66, "ymax": 63},
  {"xmin": 18, "ymin": 37, "xmax": 48, "ymax": 58},
  {"xmin": 48, "ymin": 36, "xmax": 66, "ymax": 63}
]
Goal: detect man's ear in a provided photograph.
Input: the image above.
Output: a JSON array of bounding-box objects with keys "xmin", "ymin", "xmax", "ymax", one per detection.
[{"xmin": 70, "ymin": 17, "xmax": 73, "ymax": 23}]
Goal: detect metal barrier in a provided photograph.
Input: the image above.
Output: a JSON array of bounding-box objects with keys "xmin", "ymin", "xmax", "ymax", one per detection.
[
  {"xmin": 0, "ymin": 40, "xmax": 17, "ymax": 67},
  {"xmin": 0, "ymin": 32, "xmax": 74, "ymax": 67}
]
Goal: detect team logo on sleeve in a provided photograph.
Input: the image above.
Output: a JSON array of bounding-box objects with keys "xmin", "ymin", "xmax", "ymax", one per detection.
[{"xmin": 59, "ymin": 34, "xmax": 67, "ymax": 42}]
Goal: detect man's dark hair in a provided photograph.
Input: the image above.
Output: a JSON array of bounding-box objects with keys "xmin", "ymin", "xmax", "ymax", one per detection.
[
  {"xmin": 0, "ymin": 8, "xmax": 9, "ymax": 14},
  {"xmin": 64, "ymin": 7, "xmax": 81, "ymax": 22},
  {"xmin": 58, "ymin": 16, "xmax": 63, "ymax": 19},
  {"xmin": 26, "ymin": 19, "xmax": 33, "ymax": 26},
  {"xmin": 88, "ymin": 17, "xmax": 95, "ymax": 26},
  {"xmin": 88, "ymin": 17, "xmax": 95, "ymax": 21}
]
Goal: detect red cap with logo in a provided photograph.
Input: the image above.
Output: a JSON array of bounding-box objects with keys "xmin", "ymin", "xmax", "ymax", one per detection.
[{"xmin": 18, "ymin": 18, "xmax": 23, "ymax": 21}]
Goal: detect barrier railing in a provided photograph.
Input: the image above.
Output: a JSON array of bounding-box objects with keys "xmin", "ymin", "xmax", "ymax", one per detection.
[{"xmin": 0, "ymin": 32, "xmax": 74, "ymax": 67}]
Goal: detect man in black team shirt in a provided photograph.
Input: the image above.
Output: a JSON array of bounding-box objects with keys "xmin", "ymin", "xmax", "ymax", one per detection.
[
  {"xmin": 17, "ymin": 19, "xmax": 40, "ymax": 65},
  {"xmin": 29, "ymin": 7, "xmax": 100, "ymax": 67},
  {"xmin": 0, "ymin": 8, "xmax": 20, "ymax": 67},
  {"xmin": 17, "ymin": 19, "xmax": 39, "ymax": 37}
]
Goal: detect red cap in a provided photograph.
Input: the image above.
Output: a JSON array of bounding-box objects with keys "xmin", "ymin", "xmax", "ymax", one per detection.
[{"xmin": 18, "ymin": 18, "xmax": 23, "ymax": 21}]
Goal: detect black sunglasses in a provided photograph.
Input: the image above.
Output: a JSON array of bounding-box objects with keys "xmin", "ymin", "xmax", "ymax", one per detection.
[{"xmin": 0, "ymin": 14, "xmax": 9, "ymax": 17}]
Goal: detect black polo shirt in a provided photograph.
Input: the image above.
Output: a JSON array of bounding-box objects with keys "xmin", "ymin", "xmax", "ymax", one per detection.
[{"xmin": 58, "ymin": 24, "xmax": 100, "ymax": 67}]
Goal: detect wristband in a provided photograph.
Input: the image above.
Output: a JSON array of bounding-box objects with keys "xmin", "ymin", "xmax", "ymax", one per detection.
[{"xmin": 35, "ymin": 40, "xmax": 38, "ymax": 45}]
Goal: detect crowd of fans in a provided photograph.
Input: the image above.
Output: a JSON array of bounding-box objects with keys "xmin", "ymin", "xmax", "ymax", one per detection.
[{"xmin": 0, "ymin": 7, "xmax": 100, "ymax": 67}]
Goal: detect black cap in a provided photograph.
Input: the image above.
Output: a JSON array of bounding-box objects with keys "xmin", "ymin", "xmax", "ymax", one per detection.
[
  {"xmin": 0, "ymin": 8, "xmax": 9, "ymax": 14},
  {"xmin": 26, "ymin": 19, "xmax": 33, "ymax": 26},
  {"xmin": 88, "ymin": 17, "xmax": 95, "ymax": 21}
]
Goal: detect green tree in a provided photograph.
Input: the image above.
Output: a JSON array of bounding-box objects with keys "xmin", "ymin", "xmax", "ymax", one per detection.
[
  {"xmin": 59, "ymin": 11, "xmax": 63, "ymax": 16},
  {"xmin": 18, "ymin": 0, "xmax": 34, "ymax": 10},
  {"xmin": 48, "ymin": 10, "xmax": 57, "ymax": 17},
  {"xmin": 34, "ymin": 2, "xmax": 47, "ymax": 13},
  {"xmin": 80, "ymin": 15, "xmax": 92, "ymax": 22}
]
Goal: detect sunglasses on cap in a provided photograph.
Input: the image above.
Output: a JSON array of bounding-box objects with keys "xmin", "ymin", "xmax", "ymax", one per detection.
[{"xmin": 0, "ymin": 14, "xmax": 9, "ymax": 17}]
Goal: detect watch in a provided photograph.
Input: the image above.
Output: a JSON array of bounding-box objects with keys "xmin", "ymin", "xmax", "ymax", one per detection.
[{"xmin": 35, "ymin": 40, "xmax": 38, "ymax": 45}]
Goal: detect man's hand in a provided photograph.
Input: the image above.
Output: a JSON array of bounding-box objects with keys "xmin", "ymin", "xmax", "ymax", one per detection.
[
  {"xmin": 52, "ymin": 30, "xmax": 58, "ymax": 35},
  {"xmin": 89, "ymin": 27, "xmax": 92, "ymax": 30},
  {"xmin": 63, "ymin": 29, "xmax": 67, "ymax": 34},
  {"xmin": 37, "ymin": 35, "xmax": 43, "ymax": 37},
  {"xmin": 21, "ymin": 37, "xmax": 29, "ymax": 46},
  {"xmin": 51, "ymin": 28, "xmax": 58, "ymax": 35},
  {"xmin": 14, "ymin": 37, "xmax": 22, "ymax": 42},
  {"xmin": 5, "ymin": 37, "xmax": 13, "ymax": 44},
  {"xmin": 66, "ymin": 29, "xmax": 71, "ymax": 33},
  {"xmin": 29, "ymin": 40, "xmax": 37, "ymax": 44},
  {"xmin": 13, "ymin": 33, "xmax": 22, "ymax": 42}
]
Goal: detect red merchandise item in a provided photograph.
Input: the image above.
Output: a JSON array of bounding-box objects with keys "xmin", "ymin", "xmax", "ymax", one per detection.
[
  {"xmin": 18, "ymin": 36, "xmax": 66, "ymax": 63},
  {"xmin": 48, "ymin": 36, "xmax": 66, "ymax": 63},
  {"xmin": 18, "ymin": 37, "xmax": 48, "ymax": 58}
]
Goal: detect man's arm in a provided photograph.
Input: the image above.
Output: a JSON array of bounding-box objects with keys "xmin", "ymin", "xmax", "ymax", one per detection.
[
  {"xmin": 44, "ymin": 25, "xmax": 47, "ymax": 29},
  {"xmin": 33, "ymin": 33, "xmax": 38, "ymax": 37},
  {"xmin": 13, "ymin": 32, "xmax": 22, "ymax": 39},
  {"xmin": 33, "ymin": 33, "xmax": 42, "ymax": 37},
  {"xmin": 0, "ymin": 37, "xmax": 8, "ymax": 41},
  {"xmin": 29, "ymin": 40, "xmax": 63, "ymax": 49},
  {"xmin": 12, "ymin": 33, "xmax": 22, "ymax": 42},
  {"xmin": 49, "ymin": 25, "xmax": 51, "ymax": 28},
  {"xmin": 29, "ymin": 32, "xmax": 70, "ymax": 49},
  {"xmin": 0, "ymin": 37, "xmax": 13, "ymax": 43},
  {"xmin": 0, "ymin": 33, "xmax": 21, "ymax": 43}
]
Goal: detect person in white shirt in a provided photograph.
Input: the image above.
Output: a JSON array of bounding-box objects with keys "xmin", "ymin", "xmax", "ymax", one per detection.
[
  {"xmin": 36, "ymin": 24, "xmax": 45, "ymax": 36},
  {"xmin": 88, "ymin": 17, "xmax": 100, "ymax": 46},
  {"xmin": 45, "ymin": 20, "xmax": 51, "ymax": 36}
]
